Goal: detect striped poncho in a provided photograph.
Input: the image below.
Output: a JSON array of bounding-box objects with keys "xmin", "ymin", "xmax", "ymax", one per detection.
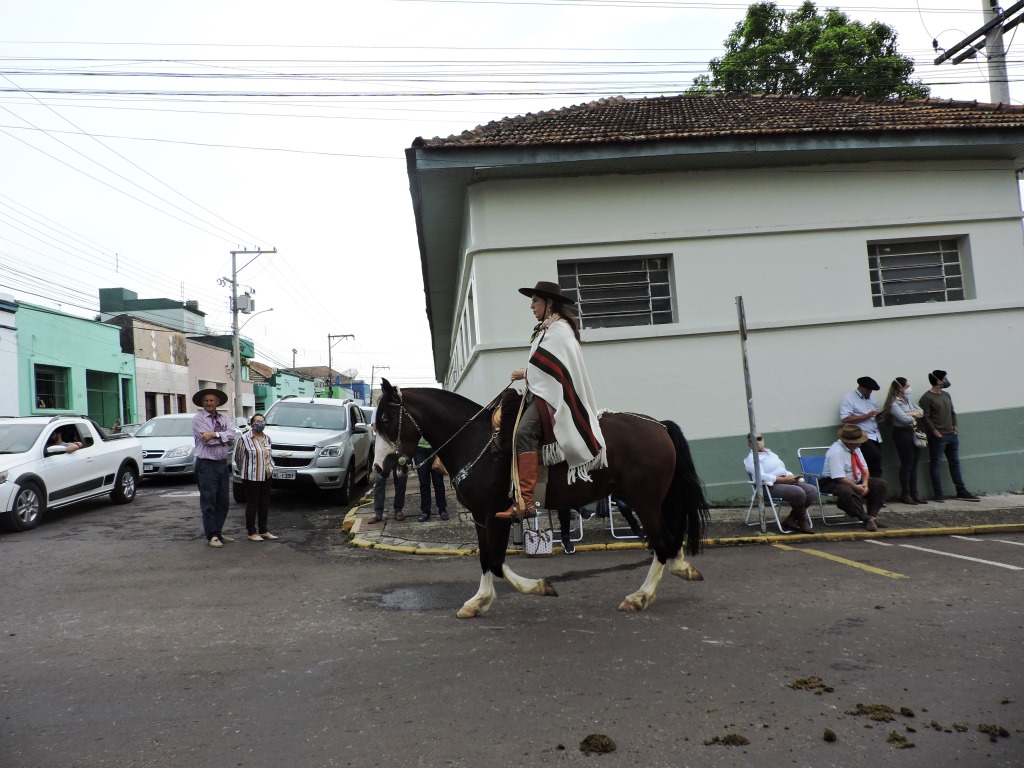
[{"xmin": 526, "ymin": 316, "xmax": 607, "ymax": 483}]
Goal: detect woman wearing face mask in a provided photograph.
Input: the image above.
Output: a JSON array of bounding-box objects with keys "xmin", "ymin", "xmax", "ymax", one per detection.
[
  {"xmin": 880, "ymin": 377, "xmax": 924, "ymax": 505},
  {"xmin": 234, "ymin": 413, "xmax": 279, "ymax": 541}
]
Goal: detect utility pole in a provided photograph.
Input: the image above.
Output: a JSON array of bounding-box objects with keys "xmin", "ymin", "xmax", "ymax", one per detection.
[
  {"xmin": 934, "ymin": 0, "xmax": 1023, "ymax": 104},
  {"xmin": 220, "ymin": 247, "xmax": 277, "ymax": 419},
  {"xmin": 370, "ymin": 365, "xmax": 389, "ymax": 405},
  {"xmin": 326, "ymin": 334, "xmax": 354, "ymax": 398},
  {"xmin": 292, "ymin": 348, "xmax": 297, "ymax": 369}
]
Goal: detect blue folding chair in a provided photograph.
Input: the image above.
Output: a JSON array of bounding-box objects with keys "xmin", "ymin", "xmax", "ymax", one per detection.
[{"xmin": 797, "ymin": 447, "xmax": 859, "ymax": 527}]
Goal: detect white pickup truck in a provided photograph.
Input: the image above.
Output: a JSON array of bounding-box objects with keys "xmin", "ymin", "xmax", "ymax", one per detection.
[{"xmin": 0, "ymin": 416, "xmax": 144, "ymax": 532}]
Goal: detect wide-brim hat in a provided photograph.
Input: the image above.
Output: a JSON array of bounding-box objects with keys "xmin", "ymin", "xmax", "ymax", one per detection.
[
  {"xmin": 517, "ymin": 280, "xmax": 576, "ymax": 305},
  {"xmin": 192, "ymin": 388, "xmax": 228, "ymax": 407},
  {"xmin": 837, "ymin": 424, "xmax": 868, "ymax": 444}
]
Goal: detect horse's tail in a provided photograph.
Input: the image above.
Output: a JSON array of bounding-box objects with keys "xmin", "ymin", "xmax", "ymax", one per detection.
[{"xmin": 661, "ymin": 420, "xmax": 709, "ymax": 557}]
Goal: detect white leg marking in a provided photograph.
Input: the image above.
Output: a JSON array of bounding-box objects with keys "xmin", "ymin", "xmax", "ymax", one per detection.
[
  {"xmin": 502, "ymin": 563, "xmax": 557, "ymax": 596},
  {"xmin": 669, "ymin": 555, "xmax": 704, "ymax": 581},
  {"xmin": 457, "ymin": 572, "xmax": 496, "ymax": 619},
  {"xmin": 619, "ymin": 558, "xmax": 665, "ymax": 612}
]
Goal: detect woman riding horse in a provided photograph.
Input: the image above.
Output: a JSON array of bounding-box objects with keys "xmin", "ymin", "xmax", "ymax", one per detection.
[{"xmin": 496, "ymin": 280, "xmax": 606, "ymax": 521}]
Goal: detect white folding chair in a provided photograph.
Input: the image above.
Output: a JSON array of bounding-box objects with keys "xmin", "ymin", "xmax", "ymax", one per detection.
[{"xmin": 744, "ymin": 475, "xmax": 796, "ymax": 533}]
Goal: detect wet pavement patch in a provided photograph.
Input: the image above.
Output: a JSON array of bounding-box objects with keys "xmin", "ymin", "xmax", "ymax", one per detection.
[{"xmin": 371, "ymin": 582, "xmax": 513, "ymax": 611}]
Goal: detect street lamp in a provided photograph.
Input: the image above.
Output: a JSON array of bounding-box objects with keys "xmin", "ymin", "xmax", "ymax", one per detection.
[
  {"xmin": 224, "ymin": 247, "xmax": 276, "ymax": 419},
  {"xmin": 238, "ymin": 307, "xmax": 273, "ymax": 332},
  {"xmin": 326, "ymin": 333, "xmax": 354, "ymax": 398}
]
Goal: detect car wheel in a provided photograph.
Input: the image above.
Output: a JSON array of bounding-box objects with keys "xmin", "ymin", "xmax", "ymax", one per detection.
[
  {"xmin": 233, "ymin": 482, "xmax": 247, "ymax": 504},
  {"xmin": 3, "ymin": 481, "xmax": 45, "ymax": 531},
  {"xmin": 111, "ymin": 463, "xmax": 138, "ymax": 504},
  {"xmin": 338, "ymin": 460, "xmax": 355, "ymax": 505}
]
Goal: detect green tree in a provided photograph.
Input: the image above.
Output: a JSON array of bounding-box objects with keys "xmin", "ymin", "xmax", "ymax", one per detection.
[{"xmin": 690, "ymin": 1, "xmax": 929, "ymax": 99}]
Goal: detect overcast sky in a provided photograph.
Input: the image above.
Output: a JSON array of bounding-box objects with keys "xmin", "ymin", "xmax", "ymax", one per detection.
[{"xmin": 2, "ymin": 1, "xmax": 1015, "ymax": 387}]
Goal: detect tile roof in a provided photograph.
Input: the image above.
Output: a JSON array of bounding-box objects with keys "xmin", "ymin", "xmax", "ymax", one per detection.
[
  {"xmin": 413, "ymin": 93, "xmax": 1024, "ymax": 150},
  {"xmin": 248, "ymin": 360, "xmax": 273, "ymax": 382}
]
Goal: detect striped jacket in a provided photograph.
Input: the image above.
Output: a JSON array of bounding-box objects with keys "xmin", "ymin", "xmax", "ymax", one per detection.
[{"xmin": 234, "ymin": 430, "xmax": 274, "ymax": 482}]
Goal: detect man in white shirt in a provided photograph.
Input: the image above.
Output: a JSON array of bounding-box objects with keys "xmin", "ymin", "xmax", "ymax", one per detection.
[
  {"xmin": 820, "ymin": 425, "xmax": 888, "ymax": 532},
  {"xmin": 839, "ymin": 376, "xmax": 884, "ymax": 478},
  {"xmin": 744, "ymin": 434, "xmax": 818, "ymax": 534}
]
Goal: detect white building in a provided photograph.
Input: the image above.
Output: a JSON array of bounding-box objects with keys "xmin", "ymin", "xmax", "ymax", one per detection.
[{"xmin": 407, "ymin": 93, "xmax": 1024, "ymax": 502}]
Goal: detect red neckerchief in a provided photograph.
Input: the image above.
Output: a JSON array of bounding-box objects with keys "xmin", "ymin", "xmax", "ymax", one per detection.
[{"xmin": 849, "ymin": 447, "xmax": 865, "ymax": 482}]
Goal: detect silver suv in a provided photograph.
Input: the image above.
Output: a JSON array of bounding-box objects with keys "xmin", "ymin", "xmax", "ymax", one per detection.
[{"xmin": 232, "ymin": 397, "xmax": 372, "ymax": 504}]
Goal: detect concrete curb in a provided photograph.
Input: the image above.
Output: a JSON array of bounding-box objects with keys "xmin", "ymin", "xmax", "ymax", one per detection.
[{"xmin": 346, "ymin": 514, "xmax": 1024, "ymax": 557}]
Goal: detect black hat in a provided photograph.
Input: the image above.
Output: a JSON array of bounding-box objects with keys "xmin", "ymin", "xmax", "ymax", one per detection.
[
  {"xmin": 928, "ymin": 369, "xmax": 948, "ymax": 386},
  {"xmin": 517, "ymin": 281, "xmax": 576, "ymax": 305},
  {"xmin": 192, "ymin": 388, "xmax": 228, "ymax": 407},
  {"xmin": 856, "ymin": 376, "xmax": 880, "ymax": 391}
]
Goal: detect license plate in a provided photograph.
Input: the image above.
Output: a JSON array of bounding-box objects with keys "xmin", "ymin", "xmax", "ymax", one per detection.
[
  {"xmin": 273, "ymin": 469, "xmax": 296, "ymax": 480},
  {"xmin": 143, "ymin": 464, "xmax": 155, "ymax": 472}
]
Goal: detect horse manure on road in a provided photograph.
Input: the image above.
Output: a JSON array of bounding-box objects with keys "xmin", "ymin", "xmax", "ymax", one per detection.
[
  {"xmin": 788, "ymin": 675, "xmax": 833, "ymax": 694},
  {"xmin": 886, "ymin": 731, "xmax": 915, "ymax": 749},
  {"xmin": 822, "ymin": 728, "xmax": 837, "ymax": 742},
  {"xmin": 845, "ymin": 703, "xmax": 898, "ymax": 722},
  {"xmin": 703, "ymin": 734, "xmax": 750, "ymax": 746},
  {"xmin": 579, "ymin": 734, "xmax": 616, "ymax": 755},
  {"xmin": 978, "ymin": 723, "xmax": 1010, "ymax": 742}
]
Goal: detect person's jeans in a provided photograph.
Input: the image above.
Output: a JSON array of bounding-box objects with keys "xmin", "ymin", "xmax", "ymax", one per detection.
[
  {"xmin": 373, "ymin": 464, "xmax": 407, "ymax": 518},
  {"xmin": 891, "ymin": 427, "xmax": 921, "ymax": 498},
  {"xmin": 244, "ymin": 479, "xmax": 272, "ymax": 534},
  {"xmin": 196, "ymin": 458, "xmax": 230, "ymax": 540},
  {"xmin": 819, "ymin": 477, "xmax": 887, "ymax": 519},
  {"xmin": 414, "ymin": 446, "xmax": 447, "ymax": 514},
  {"xmin": 859, "ymin": 438, "xmax": 883, "ymax": 479},
  {"xmin": 927, "ymin": 432, "xmax": 967, "ymax": 497}
]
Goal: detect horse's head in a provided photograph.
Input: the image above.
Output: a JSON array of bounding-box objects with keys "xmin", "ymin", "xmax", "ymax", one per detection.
[{"xmin": 374, "ymin": 378, "xmax": 420, "ymax": 475}]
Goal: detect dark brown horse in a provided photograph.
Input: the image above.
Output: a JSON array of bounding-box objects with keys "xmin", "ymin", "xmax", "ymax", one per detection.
[{"xmin": 374, "ymin": 379, "xmax": 709, "ymax": 617}]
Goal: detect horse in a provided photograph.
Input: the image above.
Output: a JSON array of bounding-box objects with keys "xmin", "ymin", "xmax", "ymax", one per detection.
[{"xmin": 374, "ymin": 378, "xmax": 709, "ymax": 618}]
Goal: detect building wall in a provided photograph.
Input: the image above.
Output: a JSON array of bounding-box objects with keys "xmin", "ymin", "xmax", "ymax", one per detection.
[
  {"xmin": 445, "ymin": 160, "xmax": 1024, "ymax": 501},
  {"xmin": 0, "ymin": 294, "xmax": 18, "ymax": 416},
  {"xmin": 184, "ymin": 339, "xmax": 254, "ymax": 418},
  {"xmin": 16, "ymin": 304, "xmax": 136, "ymax": 425}
]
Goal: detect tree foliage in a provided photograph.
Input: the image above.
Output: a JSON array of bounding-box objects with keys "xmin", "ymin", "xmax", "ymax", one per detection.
[{"xmin": 690, "ymin": 1, "xmax": 930, "ymax": 99}]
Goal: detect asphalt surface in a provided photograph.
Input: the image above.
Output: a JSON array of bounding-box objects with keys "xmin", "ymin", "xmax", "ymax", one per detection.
[{"xmin": 1, "ymin": 475, "xmax": 1022, "ymax": 768}]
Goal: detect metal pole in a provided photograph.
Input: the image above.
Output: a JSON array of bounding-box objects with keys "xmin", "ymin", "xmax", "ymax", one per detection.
[
  {"xmin": 231, "ymin": 251, "xmax": 242, "ymax": 420},
  {"xmin": 327, "ymin": 334, "xmax": 332, "ymax": 398},
  {"xmin": 736, "ymin": 296, "xmax": 765, "ymax": 534}
]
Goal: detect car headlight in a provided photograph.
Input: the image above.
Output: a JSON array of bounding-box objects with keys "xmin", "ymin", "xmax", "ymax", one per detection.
[
  {"xmin": 320, "ymin": 444, "xmax": 344, "ymax": 458},
  {"xmin": 165, "ymin": 445, "xmax": 194, "ymax": 459}
]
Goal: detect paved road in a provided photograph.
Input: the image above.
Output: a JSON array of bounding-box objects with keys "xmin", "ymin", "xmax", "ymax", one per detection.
[{"xmin": 2, "ymin": 478, "xmax": 1021, "ymax": 767}]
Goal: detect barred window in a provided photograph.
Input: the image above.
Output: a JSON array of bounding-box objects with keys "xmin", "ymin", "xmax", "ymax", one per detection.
[
  {"xmin": 35, "ymin": 365, "xmax": 70, "ymax": 410},
  {"xmin": 868, "ymin": 238, "xmax": 969, "ymax": 308},
  {"xmin": 557, "ymin": 256, "xmax": 674, "ymax": 329}
]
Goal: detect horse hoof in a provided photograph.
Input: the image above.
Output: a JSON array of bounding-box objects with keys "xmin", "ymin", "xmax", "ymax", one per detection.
[
  {"xmin": 541, "ymin": 579, "xmax": 558, "ymax": 597},
  {"xmin": 617, "ymin": 594, "xmax": 651, "ymax": 612},
  {"xmin": 673, "ymin": 565, "xmax": 704, "ymax": 582},
  {"xmin": 456, "ymin": 606, "xmax": 478, "ymax": 619}
]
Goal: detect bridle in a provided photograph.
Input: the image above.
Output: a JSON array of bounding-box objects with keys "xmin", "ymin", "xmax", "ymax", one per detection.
[{"xmin": 377, "ymin": 384, "xmax": 509, "ymax": 488}]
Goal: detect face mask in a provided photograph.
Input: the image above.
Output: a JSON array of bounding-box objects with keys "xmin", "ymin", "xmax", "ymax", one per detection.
[
  {"xmin": 755, "ymin": 437, "xmax": 765, "ymax": 449},
  {"xmin": 941, "ymin": 379, "xmax": 951, "ymax": 388},
  {"xmin": 903, "ymin": 387, "xmax": 912, "ymax": 395},
  {"xmin": 252, "ymin": 423, "xmax": 265, "ymax": 433}
]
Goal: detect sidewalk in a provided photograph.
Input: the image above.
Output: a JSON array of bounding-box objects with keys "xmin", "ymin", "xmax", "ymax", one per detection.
[{"xmin": 346, "ymin": 472, "xmax": 1024, "ymax": 555}]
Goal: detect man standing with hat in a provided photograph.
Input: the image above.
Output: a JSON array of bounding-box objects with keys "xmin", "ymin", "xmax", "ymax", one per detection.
[
  {"xmin": 192, "ymin": 388, "xmax": 237, "ymax": 547},
  {"xmin": 839, "ymin": 376, "xmax": 884, "ymax": 478},
  {"xmin": 820, "ymin": 425, "xmax": 888, "ymax": 531},
  {"xmin": 919, "ymin": 369, "xmax": 979, "ymax": 503}
]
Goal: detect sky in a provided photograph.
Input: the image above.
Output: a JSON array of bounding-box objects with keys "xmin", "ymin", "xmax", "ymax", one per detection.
[{"xmin": 2, "ymin": 0, "xmax": 1018, "ymax": 388}]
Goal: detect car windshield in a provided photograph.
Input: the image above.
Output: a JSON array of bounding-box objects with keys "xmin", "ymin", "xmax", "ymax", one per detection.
[
  {"xmin": 266, "ymin": 403, "xmax": 347, "ymax": 430},
  {"xmin": 0, "ymin": 423, "xmax": 46, "ymax": 454},
  {"xmin": 136, "ymin": 418, "xmax": 195, "ymax": 438}
]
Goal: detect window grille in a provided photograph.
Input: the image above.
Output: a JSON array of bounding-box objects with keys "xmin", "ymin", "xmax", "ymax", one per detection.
[
  {"xmin": 35, "ymin": 365, "xmax": 69, "ymax": 410},
  {"xmin": 557, "ymin": 256, "xmax": 674, "ymax": 329},
  {"xmin": 868, "ymin": 239, "xmax": 967, "ymax": 307}
]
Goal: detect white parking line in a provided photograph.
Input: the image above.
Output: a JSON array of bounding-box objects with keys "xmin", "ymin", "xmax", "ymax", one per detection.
[
  {"xmin": 866, "ymin": 540, "xmax": 895, "ymax": 547},
  {"xmin": 994, "ymin": 539, "xmax": 1024, "ymax": 547},
  {"xmin": 950, "ymin": 535, "xmax": 985, "ymax": 542},
  {"xmin": 161, "ymin": 491, "xmax": 200, "ymax": 498},
  {"xmin": 898, "ymin": 544, "xmax": 1023, "ymax": 571}
]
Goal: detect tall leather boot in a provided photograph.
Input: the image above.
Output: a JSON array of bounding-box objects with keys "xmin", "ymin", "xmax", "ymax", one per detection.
[{"xmin": 496, "ymin": 452, "xmax": 539, "ymax": 521}]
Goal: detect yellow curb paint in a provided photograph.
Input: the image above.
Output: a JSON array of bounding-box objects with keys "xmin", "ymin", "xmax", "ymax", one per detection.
[
  {"xmin": 417, "ymin": 547, "xmax": 470, "ymax": 556},
  {"xmin": 606, "ymin": 542, "xmax": 645, "ymax": 551},
  {"xmin": 374, "ymin": 544, "xmax": 418, "ymax": 554},
  {"xmin": 351, "ymin": 537, "xmax": 375, "ymax": 549},
  {"xmin": 773, "ymin": 542, "xmax": 908, "ymax": 579}
]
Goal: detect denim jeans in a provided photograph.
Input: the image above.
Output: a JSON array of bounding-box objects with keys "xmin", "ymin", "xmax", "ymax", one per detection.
[
  {"xmin": 927, "ymin": 432, "xmax": 967, "ymax": 497},
  {"xmin": 196, "ymin": 458, "xmax": 230, "ymax": 540},
  {"xmin": 414, "ymin": 446, "xmax": 447, "ymax": 514},
  {"xmin": 372, "ymin": 463, "xmax": 407, "ymax": 518}
]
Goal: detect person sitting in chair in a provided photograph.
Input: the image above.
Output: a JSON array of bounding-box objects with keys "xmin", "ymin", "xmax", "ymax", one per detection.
[
  {"xmin": 496, "ymin": 280, "xmax": 606, "ymax": 521},
  {"xmin": 819, "ymin": 425, "xmax": 888, "ymax": 531},
  {"xmin": 743, "ymin": 433, "xmax": 816, "ymax": 534}
]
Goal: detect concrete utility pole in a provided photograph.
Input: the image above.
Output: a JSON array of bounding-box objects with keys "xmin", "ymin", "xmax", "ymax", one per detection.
[
  {"xmin": 370, "ymin": 365, "xmax": 389, "ymax": 405},
  {"xmin": 222, "ymin": 247, "xmax": 277, "ymax": 419},
  {"xmin": 326, "ymin": 334, "xmax": 354, "ymax": 398},
  {"xmin": 934, "ymin": 0, "xmax": 1023, "ymax": 104}
]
